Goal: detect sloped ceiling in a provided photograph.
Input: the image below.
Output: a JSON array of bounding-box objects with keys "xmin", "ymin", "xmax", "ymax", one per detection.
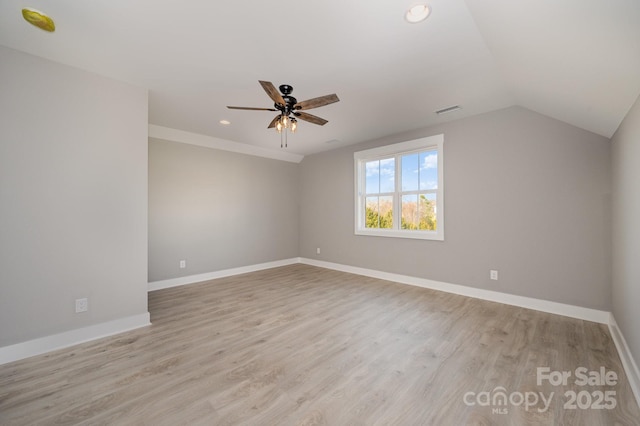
[{"xmin": 1, "ymin": 0, "xmax": 639, "ymax": 156}]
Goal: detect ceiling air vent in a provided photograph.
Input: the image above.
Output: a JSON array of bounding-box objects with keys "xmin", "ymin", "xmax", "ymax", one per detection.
[{"xmin": 435, "ymin": 105, "xmax": 461, "ymax": 115}]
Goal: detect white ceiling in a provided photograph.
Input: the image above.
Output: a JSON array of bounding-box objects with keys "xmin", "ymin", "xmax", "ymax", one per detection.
[{"xmin": 2, "ymin": 0, "xmax": 639, "ymax": 156}]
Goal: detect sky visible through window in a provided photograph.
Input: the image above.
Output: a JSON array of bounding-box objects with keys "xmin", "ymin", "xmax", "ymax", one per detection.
[{"xmin": 365, "ymin": 150, "xmax": 438, "ymax": 194}]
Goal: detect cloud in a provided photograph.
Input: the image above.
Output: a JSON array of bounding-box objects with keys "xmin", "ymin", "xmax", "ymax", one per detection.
[
  {"xmin": 380, "ymin": 158, "xmax": 395, "ymax": 177},
  {"xmin": 421, "ymin": 154, "xmax": 437, "ymax": 170},
  {"xmin": 420, "ymin": 180, "xmax": 437, "ymax": 190},
  {"xmin": 365, "ymin": 161, "xmax": 380, "ymax": 177},
  {"xmin": 366, "ymin": 159, "xmax": 395, "ymax": 177}
]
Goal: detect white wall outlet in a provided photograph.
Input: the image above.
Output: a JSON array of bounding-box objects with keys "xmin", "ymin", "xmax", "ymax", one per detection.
[
  {"xmin": 179, "ymin": 260, "xmax": 186, "ymax": 269},
  {"xmin": 490, "ymin": 270, "xmax": 499, "ymax": 281},
  {"xmin": 75, "ymin": 298, "xmax": 88, "ymax": 313},
  {"xmin": 316, "ymin": 247, "xmax": 321, "ymax": 255}
]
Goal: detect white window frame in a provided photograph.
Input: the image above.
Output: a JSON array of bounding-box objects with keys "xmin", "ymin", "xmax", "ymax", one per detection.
[{"xmin": 354, "ymin": 134, "xmax": 444, "ymax": 240}]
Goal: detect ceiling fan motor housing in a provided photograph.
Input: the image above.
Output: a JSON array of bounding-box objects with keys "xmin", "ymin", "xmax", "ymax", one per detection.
[
  {"xmin": 278, "ymin": 96, "xmax": 297, "ymax": 115},
  {"xmin": 276, "ymin": 85, "xmax": 296, "ymax": 115}
]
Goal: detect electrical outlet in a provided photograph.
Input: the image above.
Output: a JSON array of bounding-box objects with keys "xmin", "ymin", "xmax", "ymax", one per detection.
[
  {"xmin": 75, "ymin": 298, "xmax": 88, "ymax": 313},
  {"xmin": 316, "ymin": 247, "xmax": 321, "ymax": 255},
  {"xmin": 179, "ymin": 260, "xmax": 186, "ymax": 269},
  {"xmin": 490, "ymin": 270, "xmax": 499, "ymax": 281}
]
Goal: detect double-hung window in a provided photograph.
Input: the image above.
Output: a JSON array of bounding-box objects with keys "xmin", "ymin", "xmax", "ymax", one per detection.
[{"xmin": 354, "ymin": 134, "xmax": 444, "ymax": 240}]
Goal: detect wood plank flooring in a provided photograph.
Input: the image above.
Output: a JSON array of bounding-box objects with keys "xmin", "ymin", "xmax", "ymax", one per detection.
[{"xmin": 1, "ymin": 264, "xmax": 639, "ymax": 425}]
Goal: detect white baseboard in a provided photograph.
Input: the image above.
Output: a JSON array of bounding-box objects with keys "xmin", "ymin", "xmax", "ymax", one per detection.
[
  {"xmin": 0, "ymin": 312, "xmax": 150, "ymax": 366},
  {"xmin": 299, "ymin": 258, "xmax": 610, "ymax": 324},
  {"xmin": 608, "ymin": 314, "xmax": 640, "ymax": 409},
  {"xmin": 148, "ymin": 258, "xmax": 300, "ymax": 292}
]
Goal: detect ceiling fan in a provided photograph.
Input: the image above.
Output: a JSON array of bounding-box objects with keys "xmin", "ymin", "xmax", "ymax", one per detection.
[{"xmin": 227, "ymin": 81, "xmax": 339, "ymax": 147}]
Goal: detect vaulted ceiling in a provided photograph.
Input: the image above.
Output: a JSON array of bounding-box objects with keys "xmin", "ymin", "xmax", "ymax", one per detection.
[{"xmin": 2, "ymin": 0, "xmax": 639, "ymax": 155}]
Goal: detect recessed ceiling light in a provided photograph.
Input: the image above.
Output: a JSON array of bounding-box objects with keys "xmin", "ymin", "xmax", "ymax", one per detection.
[
  {"xmin": 22, "ymin": 8, "xmax": 55, "ymax": 32},
  {"xmin": 405, "ymin": 4, "xmax": 431, "ymax": 24},
  {"xmin": 219, "ymin": 120, "xmax": 231, "ymax": 125}
]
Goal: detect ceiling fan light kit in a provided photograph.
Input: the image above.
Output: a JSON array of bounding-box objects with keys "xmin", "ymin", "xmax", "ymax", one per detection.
[{"xmin": 227, "ymin": 81, "xmax": 339, "ymax": 148}]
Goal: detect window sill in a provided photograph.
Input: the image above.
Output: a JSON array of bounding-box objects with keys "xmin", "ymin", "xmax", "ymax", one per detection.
[{"xmin": 355, "ymin": 228, "xmax": 444, "ymax": 241}]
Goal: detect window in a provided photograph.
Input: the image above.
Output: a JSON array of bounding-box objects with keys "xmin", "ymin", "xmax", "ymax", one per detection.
[{"xmin": 354, "ymin": 134, "xmax": 444, "ymax": 240}]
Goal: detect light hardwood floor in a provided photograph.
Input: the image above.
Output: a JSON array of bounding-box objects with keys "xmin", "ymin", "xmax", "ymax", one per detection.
[{"xmin": 1, "ymin": 264, "xmax": 639, "ymax": 425}]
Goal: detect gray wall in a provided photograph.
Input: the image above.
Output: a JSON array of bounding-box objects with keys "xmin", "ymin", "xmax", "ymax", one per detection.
[
  {"xmin": 300, "ymin": 106, "xmax": 611, "ymax": 310},
  {"xmin": 0, "ymin": 46, "xmax": 621, "ymax": 355},
  {"xmin": 148, "ymin": 138, "xmax": 299, "ymax": 282},
  {"xmin": 611, "ymin": 94, "xmax": 640, "ymax": 368},
  {"xmin": 0, "ymin": 47, "xmax": 149, "ymax": 347}
]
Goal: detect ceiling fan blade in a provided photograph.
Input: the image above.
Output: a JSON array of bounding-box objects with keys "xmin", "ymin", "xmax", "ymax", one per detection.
[
  {"xmin": 227, "ymin": 106, "xmax": 278, "ymax": 111},
  {"xmin": 294, "ymin": 112, "xmax": 328, "ymax": 126},
  {"xmin": 259, "ymin": 80, "xmax": 286, "ymax": 106},
  {"xmin": 267, "ymin": 114, "xmax": 281, "ymax": 128},
  {"xmin": 294, "ymin": 94, "xmax": 339, "ymax": 111}
]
